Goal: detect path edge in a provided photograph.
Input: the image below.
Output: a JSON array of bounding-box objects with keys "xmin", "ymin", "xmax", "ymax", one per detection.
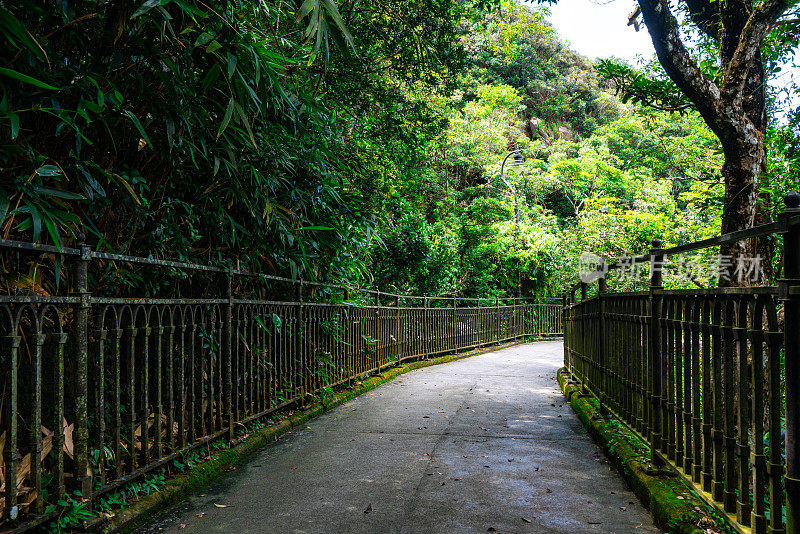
[
  {"xmin": 92, "ymin": 339, "xmax": 539, "ymax": 533},
  {"xmin": 557, "ymin": 368, "xmax": 709, "ymax": 534}
]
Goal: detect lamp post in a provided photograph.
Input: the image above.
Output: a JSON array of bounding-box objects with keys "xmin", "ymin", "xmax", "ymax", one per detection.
[
  {"xmin": 500, "ymin": 150, "xmax": 525, "ymax": 298},
  {"xmin": 500, "ymin": 150, "xmax": 525, "ymax": 223}
]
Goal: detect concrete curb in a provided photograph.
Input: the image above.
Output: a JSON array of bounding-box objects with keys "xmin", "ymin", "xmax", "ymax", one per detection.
[
  {"xmin": 557, "ymin": 368, "xmax": 709, "ymax": 534},
  {"xmin": 90, "ymin": 340, "xmax": 533, "ymax": 533}
]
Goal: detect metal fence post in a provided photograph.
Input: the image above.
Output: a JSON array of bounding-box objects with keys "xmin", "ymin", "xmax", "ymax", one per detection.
[
  {"xmin": 224, "ymin": 267, "xmax": 234, "ymax": 442},
  {"xmin": 73, "ymin": 234, "xmax": 92, "ymax": 503},
  {"xmin": 495, "ymin": 297, "xmax": 500, "ymax": 342},
  {"xmin": 375, "ymin": 290, "xmax": 380, "ymax": 364},
  {"xmin": 781, "ymin": 192, "xmax": 800, "ymax": 533},
  {"xmin": 452, "ymin": 296, "xmax": 457, "ymax": 351},
  {"xmin": 562, "ymin": 293, "xmax": 568, "ymax": 369},
  {"xmin": 579, "ymin": 283, "xmax": 588, "ymax": 395},
  {"xmin": 598, "ymin": 277, "xmax": 608, "ymax": 415},
  {"xmin": 296, "ymin": 280, "xmax": 305, "ymax": 400},
  {"xmin": 394, "ymin": 295, "xmax": 400, "ymax": 363},
  {"xmin": 649, "ymin": 238, "xmax": 664, "ymax": 466},
  {"xmin": 423, "ymin": 297, "xmax": 430, "ymax": 359}
]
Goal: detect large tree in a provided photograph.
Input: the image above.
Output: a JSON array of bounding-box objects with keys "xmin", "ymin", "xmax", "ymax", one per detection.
[{"xmin": 621, "ymin": 0, "xmax": 798, "ymax": 264}]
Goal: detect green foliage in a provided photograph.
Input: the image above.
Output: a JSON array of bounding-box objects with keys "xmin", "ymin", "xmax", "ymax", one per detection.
[
  {"xmin": 47, "ymin": 493, "xmax": 94, "ymax": 533},
  {"xmin": 370, "ymin": 206, "xmax": 459, "ymax": 294},
  {"xmin": 4, "ymin": 0, "xmax": 769, "ymax": 301},
  {"xmin": 475, "ymin": 84, "xmax": 524, "ymax": 112},
  {"xmin": 579, "ymin": 197, "xmax": 675, "ymax": 261},
  {"xmin": 1, "ymin": 0, "xmax": 373, "ymax": 283},
  {"xmin": 0, "ymin": 0, "xmax": 478, "ymax": 291},
  {"xmin": 595, "ymin": 59, "xmax": 692, "ymax": 112},
  {"xmin": 364, "ymin": 0, "xmax": 732, "ymax": 298},
  {"xmin": 485, "ymin": 0, "xmax": 549, "ymax": 63},
  {"xmin": 461, "ymin": 1, "xmax": 622, "ymax": 138}
]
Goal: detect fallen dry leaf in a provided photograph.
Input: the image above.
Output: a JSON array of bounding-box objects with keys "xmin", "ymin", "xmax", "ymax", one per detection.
[{"xmin": 214, "ymin": 504, "xmax": 230, "ymax": 508}]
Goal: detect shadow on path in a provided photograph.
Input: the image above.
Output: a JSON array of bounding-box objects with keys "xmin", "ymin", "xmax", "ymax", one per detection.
[{"xmin": 141, "ymin": 341, "xmax": 658, "ymax": 533}]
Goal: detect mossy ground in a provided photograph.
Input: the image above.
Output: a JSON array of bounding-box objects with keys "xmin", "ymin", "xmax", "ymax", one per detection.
[{"xmin": 557, "ymin": 368, "xmax": 735, "ymax": 534}]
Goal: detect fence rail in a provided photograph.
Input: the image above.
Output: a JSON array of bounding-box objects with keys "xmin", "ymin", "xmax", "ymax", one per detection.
[
  {"xmin": 563, "ymin": 192, "xmax": 800, "ymax": 534},
  {"xmin": 0, "ymin": 237, "xmax": 561, "ymax": 531}
]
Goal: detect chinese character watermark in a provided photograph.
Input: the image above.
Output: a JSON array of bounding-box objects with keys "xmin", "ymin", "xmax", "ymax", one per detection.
[{"xmin": 577, "ymin": 252, "xmax": 763, "ymax": 284}]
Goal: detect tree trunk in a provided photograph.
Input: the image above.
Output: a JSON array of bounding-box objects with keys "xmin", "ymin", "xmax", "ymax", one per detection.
[
  {"xmin": 719, "ymin": 132, "xmax": 763, "ymax": 238},
  {"xmin": 718, "ymin": 51, "xmax": 767, "ymax": 285},
  {"xmin": 718, "ymin": 136, "xmax": 763, "ymax": 285},
  {"xmin": 634, "ymin": 0, "xmax": 791, "ymax": 286}
]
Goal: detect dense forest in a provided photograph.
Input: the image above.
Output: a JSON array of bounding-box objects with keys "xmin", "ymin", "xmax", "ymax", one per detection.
[{"xmin": 1, "ymin": 0, "xmax": 798, "ymax": 298}]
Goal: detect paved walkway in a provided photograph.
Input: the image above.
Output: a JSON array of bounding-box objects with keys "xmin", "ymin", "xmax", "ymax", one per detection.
[{"xmin": 142, "ymin": 341, "xmax": 658, "ymax": 533}]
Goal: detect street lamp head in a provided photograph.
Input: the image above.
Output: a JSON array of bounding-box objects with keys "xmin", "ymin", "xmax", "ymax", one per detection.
[{"xmin": 511, "ymin": 152, "xmax": 525, "ymax": 166}]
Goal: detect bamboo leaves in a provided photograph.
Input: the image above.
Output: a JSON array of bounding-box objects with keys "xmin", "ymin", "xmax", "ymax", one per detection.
[
  {"xmin": 0, "ymin": 191, "xmax": 8, "ymax": 226},
  {"xmin": 0, "ymin": 67, "xmax": 58, "ymax": 90},
  {"xmin": 233, "ymin": 102, "xmax": 257, "ymax": 148},
  {"xmin": 123, "ymin": 110, "xmax": 152, "ymax": 147},
  {"xmin": 218, "ymin": 99, "xmax": 235, "ymax": 139},
  {"xmin": 0, "ymin": 0, "xmax": 467, "ymax": 290},
  {"xmin": 0, "ymin": 7, "xmax": 47, "ymax": 61},
  {"xmin": 296, "ymin": 0, "xmax": 355, "ymax": 56},
  {"xmin": 132, "ymin": 0, "xmax": 164, "ymax": 18}
]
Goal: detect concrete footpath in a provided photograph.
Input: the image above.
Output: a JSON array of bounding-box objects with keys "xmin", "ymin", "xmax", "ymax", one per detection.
[{"xmin": 140, "ymin": 341, "xmax": 658, "ymax": 533}]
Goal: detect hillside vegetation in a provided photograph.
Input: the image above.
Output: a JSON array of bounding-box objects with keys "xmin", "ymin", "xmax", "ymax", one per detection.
[{"xmin": 1, "ymin": 0, "xmax": 797, "ymax": 297}]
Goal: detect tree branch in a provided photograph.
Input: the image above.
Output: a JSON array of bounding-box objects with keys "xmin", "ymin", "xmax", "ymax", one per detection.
[
  {"xmin": 683, "ymin": 0, "xmax": 720, "ymax": 40},
  {"xmin": 723, "ymin": 0, "xmax": 792, "ymax": 100},
  {"xmin": 627, "ymin": 5, "xmax": 642, "ymax": 31},
  {"xmin": 773, "ymin": 16, "xmax": 800, "ymax": 25},
  {"xmin": 636, "ymin": 0, "xmax": 723, "ymax": 129}
]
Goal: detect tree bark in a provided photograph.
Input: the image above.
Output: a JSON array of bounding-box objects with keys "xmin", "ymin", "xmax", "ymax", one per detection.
[{"xmin": 635, "ymin": 0, "xmax": 790, "ymax": 285}]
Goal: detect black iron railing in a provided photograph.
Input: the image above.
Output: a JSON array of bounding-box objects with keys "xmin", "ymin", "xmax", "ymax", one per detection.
[
  {"xmin": 0, "ymin": 237, "xmax": 561, "ymax": 531},
  {"xmin": 563, "ymin": 193, "xmax": 800, "ymax": 534}
]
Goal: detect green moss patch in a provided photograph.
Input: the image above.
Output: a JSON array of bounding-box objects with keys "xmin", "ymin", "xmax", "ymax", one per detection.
[{"xmin": 557, "ymin": 368, "xmax": 733, "ymax": 534}]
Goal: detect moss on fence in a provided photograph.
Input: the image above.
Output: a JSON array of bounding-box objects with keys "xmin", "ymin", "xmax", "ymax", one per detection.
[{"xmin": 557, "ymin": 368, "xmax": 737, "ymax": 534}]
